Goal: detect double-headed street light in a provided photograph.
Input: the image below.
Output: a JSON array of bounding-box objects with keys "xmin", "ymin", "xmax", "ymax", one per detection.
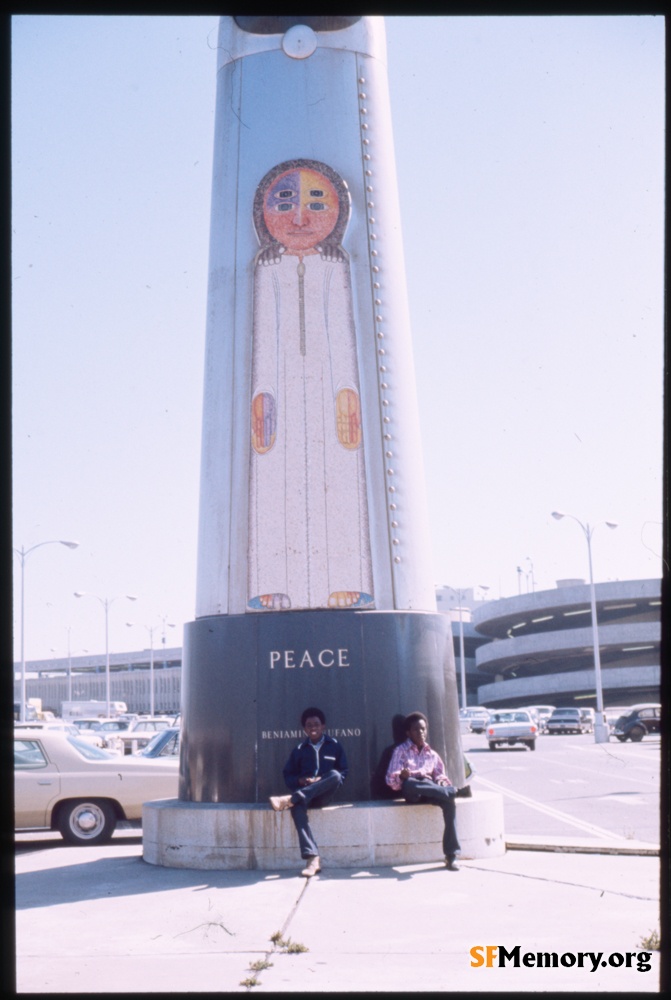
[
  {"xmin": 126, "ymin": 617, "xmax": 176, "ymax": 716},
  {"xmin": 551, "ymin": 510, "xmax": 618, "ymax": 744},
  {"xmin": 13, "ymin": 539, "xmax": 79, "ymax": 722},
  {"xmin": 74, "ymin": 592, "xmax": 138, "ymax": 717}
]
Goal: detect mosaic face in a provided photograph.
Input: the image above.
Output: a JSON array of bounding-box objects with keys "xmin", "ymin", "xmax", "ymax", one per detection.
[{"xmin": 263, "ymin": 167, "xmax": 339, "ymax": 253}]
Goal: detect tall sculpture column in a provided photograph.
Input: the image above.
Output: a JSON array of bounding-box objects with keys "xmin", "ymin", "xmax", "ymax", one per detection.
[{"xmin": 180, "ymin": 16, "xmax": 464, "ymax": 804}]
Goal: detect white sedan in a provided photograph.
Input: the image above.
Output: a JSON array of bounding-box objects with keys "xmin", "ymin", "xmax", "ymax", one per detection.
[
  {"xmin": 14, "ymin": 728, "xmax": 178, "ymax": 845},
  {"xmin": 15, "ymin": 720, "xmax": 107, "ymax": 749}
]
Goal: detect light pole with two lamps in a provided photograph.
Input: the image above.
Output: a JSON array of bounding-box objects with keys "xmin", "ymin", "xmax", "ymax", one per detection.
[
  {"xmin": 126, "ymin": 617, "xmax": 176, "ymax": 716},
  {"xmin": 74, "ymin": 592, "xmax": 138, "ymax": 717},
  {"xmin": 551, "ymin": 510, "xmax": 618, "ymax": 744},
  {"xmin": 13, "ymin": 539, "xmax": 79, "ymax": 721}
]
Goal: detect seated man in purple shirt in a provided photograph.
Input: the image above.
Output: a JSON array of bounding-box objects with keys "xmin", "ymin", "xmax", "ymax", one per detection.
[{"xmin": 385, "ymin": 711, "xmax": 461, "ymax": 870}]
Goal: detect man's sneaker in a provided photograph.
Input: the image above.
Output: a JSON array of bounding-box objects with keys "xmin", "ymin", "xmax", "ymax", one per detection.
[
  {"xmin": 301, "ymin": 856, "xmax": 321, "ymax": 877},
  {"xmin": 445, "ymin": 855, "xmax": 460, "ymax": 871},
  {"xmin": 269, "ymin": 795, "xmax": 293, "ymax": 812}
]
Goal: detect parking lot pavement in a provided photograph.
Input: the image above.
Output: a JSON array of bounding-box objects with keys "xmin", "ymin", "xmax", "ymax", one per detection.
[{"xmin": 15, "ymin": 838, "xmax": 661, "ymax": 993}]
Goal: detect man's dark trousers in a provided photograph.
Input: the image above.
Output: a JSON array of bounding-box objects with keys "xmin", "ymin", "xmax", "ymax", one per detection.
[
  {"xmin": 289, "ymin": 770, "xmax": 344, "ymax": 859},
  {"xmin": 401, "ymin": 777, "xmax": 461, "ymax": 857}
]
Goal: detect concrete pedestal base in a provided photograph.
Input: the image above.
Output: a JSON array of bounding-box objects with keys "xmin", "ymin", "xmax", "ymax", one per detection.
[{"xmin": 143, "ymin": 792, "xmax": 505, "ymax": 870}]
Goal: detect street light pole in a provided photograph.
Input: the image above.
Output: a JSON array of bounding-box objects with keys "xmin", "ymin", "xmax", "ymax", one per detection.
[
  {"xmin": 457, "ymin": 597, "xmax": 466, "ymax": 711},
  {"xmin": 551, "ymin": 511, "xmax": 618, "ymax": 744},
  {"xmin": 66, "ymin": 626, "xmax": 73, "ymax": 703},
  {"xmin": 445, "ymin": 587, "xmax": 476, "ymax": 711},
  {"xmin": 442, "ymin": 585, "xmax": 490, "ymax": 710},
  {"xmin": 127, "ymin": 617, "xmax": 175, "ymax": 715},
  {"xmin": 13, "ymin": 540, "xmax": 79, "ymax": 722},
  {"xmin": 75, "ymin": 592, "xmax": 137, "ymax": 717},
  {"xmin": 526, "ymin": 557, "xmax": 536, "ymax": 594}
]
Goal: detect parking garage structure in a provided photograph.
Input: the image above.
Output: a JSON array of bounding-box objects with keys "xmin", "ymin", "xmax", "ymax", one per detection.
[{"xmin": 471, "ymin": 578, "xmax": 661, "ymax": 708}]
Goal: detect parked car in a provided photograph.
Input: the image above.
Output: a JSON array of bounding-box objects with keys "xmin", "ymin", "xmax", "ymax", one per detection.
[
  {"xmin": 546, "ymin": 708, "xmax": 587, "ymax": 735},
  {"xmin": 94, "ymin": 719, "xmax": 132, "ymax": 732},
  {"xmin": 15, "ymin": 721, "xmax": 81, "ymax": 737},
  {"xmin": 14, "ymin": 728, "xmax": 178, "ymax": 844},
  {"xmin": 604, "ymin": 706, "xmax": 632, "ymax": 732},
  {"xmin": 19, "ymin": 719, "xmax": 107, "ymax": 749},
  {"xmin": 71, "ymin": 718, "xmax": 104, "ymax": 731},
  {"xmin": 459, "ymin": 707, "xmax": 489, "ymax": 733},
  {"xmin": 526, "ymin": 705, "xmax": 556, "ymax": 733},
  {"xmin": 611, "ymin": 704, "xmax": 661, "ymax": 742},
  {"xmin": 468, "ymin": 710, "xmax": 490, "ymax": 734},
  {"xmin": 105, "ymin": 716, "xmax": 176, "ymax": 755},
  {"xmin": 134, "ymin": 727, "xmax": 181, "ymax": 758},
  {"xmin": 578, "ymin": 708, "xmax": 595, "ymax": 733},
  {"xmin": 485, "ymin": 709, "xmax": 537, "ymax": 751},
  {"xmin": 69, "ymin": 717, "xmax": 125, "ymax": 750},
  {"xmin": 82, "ymin": 718, "xmax": 135, "ymax": 752}
]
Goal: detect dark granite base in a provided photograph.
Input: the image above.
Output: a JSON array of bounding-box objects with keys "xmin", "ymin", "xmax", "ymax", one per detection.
[{"xmin": 179, "ymin": 609, "xmax": 463, "ymax": 803}]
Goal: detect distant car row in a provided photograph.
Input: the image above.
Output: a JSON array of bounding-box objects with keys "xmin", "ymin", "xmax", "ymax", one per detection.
[
  {"xmin": 15, "ymin": 714, "xmax": 179, "ymax": 753},
  {"xmin": 459, "ymin": 704, "xmax": 661, "ymax": 745}
]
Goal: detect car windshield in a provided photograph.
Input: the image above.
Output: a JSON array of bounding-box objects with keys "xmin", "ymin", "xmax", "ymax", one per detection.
[
  {"xmin": 138, "ymin": 731, "xmax": 168, "ymax": 754},
  {"xmin": 552, "ymin": 710, "xmax": 579, "ymax": 717},
  {"xmin": 66, "ymin": 735, "xmax": 115, "ymax": 760},
  {"xmin": 138, "ymin": 730, "xmax": 180, "ymax": 756},
  {"xmin": 490, "ymin": 712, "xmax": 515, "ymax": 723}
]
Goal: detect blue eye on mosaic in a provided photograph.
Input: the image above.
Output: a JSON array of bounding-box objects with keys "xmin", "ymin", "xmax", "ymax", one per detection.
[
  {"xmin": 278, "ymin": 190, "xmax": 294, "ymax": 198},
  {"xmin": 308, "ymin": 203, "xmax": 326, "ymax": 210},
  {"xmin": 277, "ymin": 204, "xmax": 293, "ymax": 211},
  {"xmin": 310, "ymin": 189, "xmax": 324, "ymax": 197}
]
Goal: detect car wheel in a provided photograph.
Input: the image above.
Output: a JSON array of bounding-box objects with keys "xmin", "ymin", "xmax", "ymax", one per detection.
[
  {"xmin": 488, "ymin": 742, "xmax": 497, "ymax": 751},
  {"xmin": 629, "ymin": 726, "xmax": 645, "ymax": 742},
  {"xmin": 57, "ymin": 799, "xmax": 117, "ymax": 845},
  {"xmin": 527, "ymin": 741, "xmax": 536, "ymax": 751}
]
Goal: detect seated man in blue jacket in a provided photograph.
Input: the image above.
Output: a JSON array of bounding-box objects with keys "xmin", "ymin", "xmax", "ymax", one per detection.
[{"xmin": 269, "ymin": 706, "xmax": 348, "ymax": 877}]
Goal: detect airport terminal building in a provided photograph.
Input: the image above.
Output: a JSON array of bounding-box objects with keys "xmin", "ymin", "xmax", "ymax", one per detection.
[{"xmin": 15, "ymin": 578, "xmax": 661, "ymax": 716}]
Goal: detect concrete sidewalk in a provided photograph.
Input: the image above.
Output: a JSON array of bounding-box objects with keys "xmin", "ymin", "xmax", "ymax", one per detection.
[{"xmin": 15, "ymin": 833, "xmax": 661, "ymax": 993}]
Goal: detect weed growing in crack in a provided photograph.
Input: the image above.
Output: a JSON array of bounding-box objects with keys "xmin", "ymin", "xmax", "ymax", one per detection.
[
  {"xmin": 239, "ymin": 975, "xmax": 259, "ymax": 989},
  {"xmin": 639, "ymin": 929, "xmax": 660, "ymax": 951},
  {"xmin": 285, "ymin": 939, "xmax": 309, "ymax": 953},
  {"xmin": 269, "ymin": 932, "xmax": 309, "ymax": 954}
]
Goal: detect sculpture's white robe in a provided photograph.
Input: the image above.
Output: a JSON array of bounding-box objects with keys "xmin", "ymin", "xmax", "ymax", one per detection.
[{"xmin": 248, "ymin": 252, "xmax": 373, "ymax": 609}]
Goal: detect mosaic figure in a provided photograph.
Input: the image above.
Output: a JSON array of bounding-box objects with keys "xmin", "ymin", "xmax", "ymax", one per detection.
[{"xmin": 247, "ymin": 160, "xmax": 374, "ymax": 611}]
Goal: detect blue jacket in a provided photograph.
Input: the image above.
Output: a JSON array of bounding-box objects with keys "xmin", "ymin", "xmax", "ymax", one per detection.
[{"xmin": 283, "ymin": 733, "xmax": 348, "ymax": 792}]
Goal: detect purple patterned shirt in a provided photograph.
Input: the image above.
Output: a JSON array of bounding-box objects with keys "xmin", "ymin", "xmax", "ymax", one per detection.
[{"xmin": 385, "ymin": 738, "xmax": 452, "ymax": 792}]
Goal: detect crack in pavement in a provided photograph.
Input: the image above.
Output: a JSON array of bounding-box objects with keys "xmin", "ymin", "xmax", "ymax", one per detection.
[{"xmin": 464, "ymin": 864, "xmax": 657, "ymax": 901}]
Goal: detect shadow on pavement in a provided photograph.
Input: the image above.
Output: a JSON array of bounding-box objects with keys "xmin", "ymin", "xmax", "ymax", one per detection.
[{"xmin": 16, "ymin": 848, "xmax": 456, "ymax": 909}]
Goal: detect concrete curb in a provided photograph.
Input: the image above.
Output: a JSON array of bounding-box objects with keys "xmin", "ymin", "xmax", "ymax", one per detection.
[{"xmin": 506, "ymin": 837, "xmax": 659, "ymax": 856}]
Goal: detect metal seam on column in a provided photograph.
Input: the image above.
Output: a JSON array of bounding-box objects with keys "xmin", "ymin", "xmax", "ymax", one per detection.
[{"xmin": 358, "ymin": 62, "xmax": 401, "ymax": 571}]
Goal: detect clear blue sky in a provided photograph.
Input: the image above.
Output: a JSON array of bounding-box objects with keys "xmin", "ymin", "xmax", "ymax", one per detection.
[{"xmin": 12, "ymin": 15, "xmax": 665, "ymax": 664}]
